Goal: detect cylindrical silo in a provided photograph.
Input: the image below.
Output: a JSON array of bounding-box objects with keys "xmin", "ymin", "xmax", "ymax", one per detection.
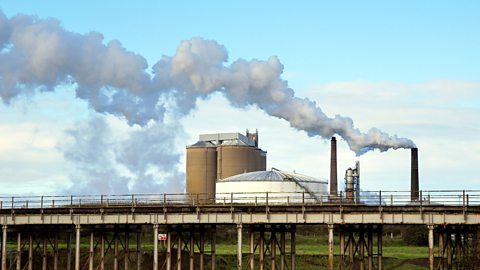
[
  {"xmin": 186, "ymin": 143, "xmax": 217, "ymax": 202},
  {"xmin": 219, "ymin": 145, "xmax": 258, "ymax": 179}
]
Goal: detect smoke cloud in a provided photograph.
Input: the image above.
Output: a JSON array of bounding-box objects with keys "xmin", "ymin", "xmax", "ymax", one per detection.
[{"xmin": 0, "ymin": 11, "xmax": 414, "ymax": 160}]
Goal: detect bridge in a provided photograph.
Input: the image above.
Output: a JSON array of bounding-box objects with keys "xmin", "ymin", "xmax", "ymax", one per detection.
[{"xmin": 1, "ymin": 190, "xmax": 479, "ymax": 270}]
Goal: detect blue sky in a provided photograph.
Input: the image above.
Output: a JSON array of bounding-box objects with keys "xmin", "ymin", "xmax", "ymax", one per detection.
[{"xmin": 0, "ymin": 1, "xmax": 479, "ymax": 195}]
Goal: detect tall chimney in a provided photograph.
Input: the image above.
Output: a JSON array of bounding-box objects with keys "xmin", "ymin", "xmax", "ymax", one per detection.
[
  {"xmin": 411, "ymin": 148, "xmax": 419, "ymax": 201},
  {"xmin": 330, "ymin": 137, "xmax": 337, "ymax": 197}
]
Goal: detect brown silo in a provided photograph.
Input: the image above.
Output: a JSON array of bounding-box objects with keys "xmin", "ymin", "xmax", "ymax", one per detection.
[
  {"xmin": 186, "ymin": 132, "xmax": 267, "ymax": 200},
  {"xmin": 186, "ymin": 142, "xmax": 217, "ymax": 202},
  {"xmin": 218, "ymin": 145, "xmax": 259, "ymax": 179}
]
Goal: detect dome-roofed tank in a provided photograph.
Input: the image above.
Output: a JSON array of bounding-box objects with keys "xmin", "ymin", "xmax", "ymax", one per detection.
[
  {"xmin": 186, "ymin": 141, "xmax": 217, "ymax": 202},
  {"xmin": 216, "ymin": 168, "xmax": 328, "ymax": 203}
]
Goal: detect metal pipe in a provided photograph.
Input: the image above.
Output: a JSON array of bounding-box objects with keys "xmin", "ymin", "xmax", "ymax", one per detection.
[
  {"xmin": 330, "ymin": 137, "xmax": 338, "ymax": 197},
  {"xmin": 328, "ymin": 224, "xmax": 334, "ymax": 270},
  {"xmin": 153, "ymin": 224, "xmax": 158, "ymax": 270},
  {"xmin": 411, "ymin": 148, "xmax": 419, "ymax": 201},
  {"xmin": 237, "ymin": 224, "xmax": 243, "ymax": 270},
  {"xmin": 75, "ymin": 225, "xmax": 81, "ymax": 270}
]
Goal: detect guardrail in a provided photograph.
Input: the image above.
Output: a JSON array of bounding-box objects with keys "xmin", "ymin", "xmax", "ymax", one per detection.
[{"xmin": 0, "ymin": 190, "xmax": 479, "ymax": 210}]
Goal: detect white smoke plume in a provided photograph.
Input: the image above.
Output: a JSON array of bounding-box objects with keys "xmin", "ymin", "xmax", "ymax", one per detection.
[
  {"xmin": 0, "ymin": 11, "xmax": 415, "ymax": 158},
  {"xmin": 59, "ymin": 117, "xmax": 185, "ymax": 194}
]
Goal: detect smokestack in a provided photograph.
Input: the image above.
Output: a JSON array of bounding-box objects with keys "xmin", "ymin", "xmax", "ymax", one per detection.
[
  {"xmin": 411, "ymin": 148, "xmax": 419, "ymax": 201},
  {"xmin": 330, "ymin": 137, "xmax": 337, "ymax": 197}
]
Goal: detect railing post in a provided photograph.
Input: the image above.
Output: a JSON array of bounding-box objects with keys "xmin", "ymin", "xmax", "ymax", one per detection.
[
  {"xmin": 41, "ymin": 196, "xmax": 44, "ymax": 209},
  {"xmin": 462, "ymin": 190, "xmax": 466, "ymax": 208},
  {"xmin": 11, "ymin": 197, "xmax": 14, "ymax": 209},
  {"xmin": 379, "ymin": 191, "xmax": 382, "ymax": 206}
]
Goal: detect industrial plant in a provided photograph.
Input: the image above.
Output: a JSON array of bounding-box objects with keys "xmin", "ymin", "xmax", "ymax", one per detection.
[{"xmin": 186, "ymin": 130, "xmax": 421, "ymax": 204}]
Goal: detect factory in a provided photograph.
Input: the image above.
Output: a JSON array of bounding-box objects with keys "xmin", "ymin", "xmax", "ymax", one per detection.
[{"xmin": 186, "ymin": 130, "xmax": 420, "ymax": 203}]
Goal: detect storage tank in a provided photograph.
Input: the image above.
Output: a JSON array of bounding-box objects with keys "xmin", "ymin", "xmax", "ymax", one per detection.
[
  {"xmin": 186, "ymin": 141, "xmax": 217, "ymax": 202},
  {"xmin": 216, "ymin": 169, "xmax": 328, "ymax": 203},
  {"xmin": 186, "ymin": 132, "xmax": 267, "ymax": 201}
]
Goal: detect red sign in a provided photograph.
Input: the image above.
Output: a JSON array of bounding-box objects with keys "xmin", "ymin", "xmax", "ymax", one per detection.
[{"xmin": 158, "ymin": 233, "xmax": 167, "ymax": 241}]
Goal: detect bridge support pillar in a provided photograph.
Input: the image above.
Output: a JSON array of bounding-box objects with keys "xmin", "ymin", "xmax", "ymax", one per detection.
[
  {"xmin": 89, "ymin": 231, "xmax": 94, "ymax": 270},
  {"xmin": 211, "ymin": 225, "xmax": 216, "ymax": 270},
  {"xmin": 100, "ymin": 230, "xmax": 105, "ymax": 270},
  {"xmin": 377, "ymin": 225, "xmax": 382, "ymax": 270},
  {"xmin": 367, "ymin": 226, "xmax": 373, "ymax": 270},
  {"xmin": 328, "ymin": 224, "xmax": 334, "ymax": 270},
  {"xmin": 237, "ymin": 224, "xmax": 243, "ymax": 270},
  {"xmin": 2, "ymin": 225, "xmax": 7, "ymax": 270},
  {"xmin": 339, "ymin": 228, "xmax": 345, "ymax": 270},
  {"xmin": 280, "ymin": 225, "xmax": 285, "ymax": 270},
  {"xmin": 16, "ymin": 231, "xmax": 21, "ymax": 270},
  {"xmin": 42, "ymin": 236, "xmax": 47, "ymax": 270},
  {"xmin": 249, "ymin": 227, "xmax": 255, "ymax": 270},
  {"xmin": 28, "ymin": 233, "xmax": 33, "ymax": 270},
  {"xmin": 428, "ymin": 225, "xmax": 434, "ymax": 270},
  {"xmin": 291, "ymin": 225, "xmax": 296, "ymax": 270},
  {"xmin": 190, "ymin": 227, "xmax": 194, "ymax": 270},
  {"xmin": 270, "ymin": 225, "xmax": 276, "ymax": 270},
  {"xmin": 136, "ymin": 225, "xmax": 142, "ymax": 270},
  {"xmin": 200, "ymin": 225, "xmax": 205, "ymax": 270},
  {"xmin": 176, "ymin": 226, "xmax": 182, "ymax": 270},
  {"xmin": 75, "ymin": 225, "xmax": 81, "ymax": 270},
  {"xmin": 153, "ymin": 224, "xmax": 158, "ymax": 270},
  {"xmin": 54, "ymin": 232, "xmax": 59, "ymax": 270},
  {"xmin": 166, "ymin": 225, "xmax": 171, "ymax": 270}
]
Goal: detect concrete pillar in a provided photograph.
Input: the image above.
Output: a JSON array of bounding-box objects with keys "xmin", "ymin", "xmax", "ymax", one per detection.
[
  {"xmin": 89, "ymin": 231, "xmax": 94, "ymax": 270},
  {"xmin": 446, "ymin": 229, "xmax": 452, "ymax": 269},
  {"xmin": 237, "ymin": 224, "xmax": 243, "ymax": 270},
  {"xmin": 16, "ymin": 231, "xmax": 21, "ymax": 270},
  {"xmin": 177, "ymin": 228, "xmax": 182, "ymax": 270},
  {"xmin": 211, "ymin": 225, "xmax": 216, "ymax": 270},
  {"xmin": 54, "ymin": 233, "xmax": 59, "ymax": 270},
  {"xmin": 348, "ymin": 230, "xmax": 354, "ymax": 265},
  {"xmin": 42, "ymin": 237, "xmax": 48, "ymax": 270},
  {"xmin": 259, "ymin": 228, "xmax": 264, "ymax": 270},
  {"xmin": 75, "ymin": 225, "xmax": 81, "ymax": 270},
  {"xmin": 359, "ymin": 227, "xmax": 365, "ymax": 270},
  {"xmin": 280, "ymin": 227, "xmax": 285, "ymax": 270},
  {"xmin": 377, "ymin": 226, "xmax": 382, "ymax": 270},
  {"xmin": 2, "ymin": 225, "xmax": 7, "ymax": 270},
  {"xmin": 190, "ymin": 228, "xmax": 194, "ymax": 270},
  {"xmin": 328, "ymin": 224, "xmax": 334, "ymax": 270},
  {"xmin": 428, "ymin": 225, "xmax": 434, "ymax": 270},
  {"xmin": 368, "ymin": 227, "xmax": 373, "ymax": 270},
  {"xmin": 166, "ymin": 226, "xmax": 171, "ymax": 270},
  {"xmin": 249, "ymin": 227, "xmax": 255, "ymax": 270},
  {"xmin": 291, "ymin": 225, "xmax": 296, "ymax": 270},
  {"xmin": 200, "ymin": 226, "xmax": 205, "ymax": 270},
  {"xmin": 28, "ymin": 234, "xmax": 33, "ymax": 270},
  {"xmin": 339, "ymin": 229, "xmax": 345, "ymax": 270},
  {"xmin": 153, "ymin": 224, "xmax": 158, "ymax": 270},
  {"xmin": 271, "ymin": 226, "xmax": 276, "ymax": 270},
  {"xmin": 101, "ymin": 232, "xmax": 105, "ymax": 270},
  {"xmin": 438, "ymin": 229, "xmax": 444, "ymax": 270},
  {"xmin": 125, "ymin": 229, "xmax": 130, "ymax": 270},
  {"xmin": 114, "ymin": 230, "xmax": 119, "ymax": 270},
  {"xmin": 137, "ymin": 226, "xmax": 142, "ymax": 270},
  {"xmin": 67, "ymin": 230, "xmax": 72, "ymax": 270}
]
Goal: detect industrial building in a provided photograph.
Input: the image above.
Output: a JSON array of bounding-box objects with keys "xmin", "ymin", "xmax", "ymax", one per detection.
[{"xmin": 186, "ymin": 130, "xmax": 328, "ymax": 203}]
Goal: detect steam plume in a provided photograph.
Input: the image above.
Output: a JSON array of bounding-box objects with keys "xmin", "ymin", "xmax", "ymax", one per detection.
[{"xmin": 0, "ymin": 11, "xmax": 415, "ymax": 156}]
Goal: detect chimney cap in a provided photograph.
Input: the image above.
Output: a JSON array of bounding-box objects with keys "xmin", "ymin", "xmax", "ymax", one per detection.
[{"xmin": 331, "ymin": 137, "xmax": 336, "ymax": 141}]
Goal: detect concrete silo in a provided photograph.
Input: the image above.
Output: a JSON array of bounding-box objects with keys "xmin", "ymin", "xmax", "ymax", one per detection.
[{"xmin": 186, "ymin": 131, "xmax": 267, "ymax": 201}]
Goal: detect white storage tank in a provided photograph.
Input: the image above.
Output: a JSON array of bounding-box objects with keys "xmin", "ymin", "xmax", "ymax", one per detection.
[{"xmin": 215, "ymin": 168, "xmax": 328, "ymax": 204}]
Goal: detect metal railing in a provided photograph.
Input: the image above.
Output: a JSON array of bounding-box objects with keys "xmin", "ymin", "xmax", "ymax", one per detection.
[{"xmin": 0, "ymin": 190, "xmax": 479, "ymax": 210}]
